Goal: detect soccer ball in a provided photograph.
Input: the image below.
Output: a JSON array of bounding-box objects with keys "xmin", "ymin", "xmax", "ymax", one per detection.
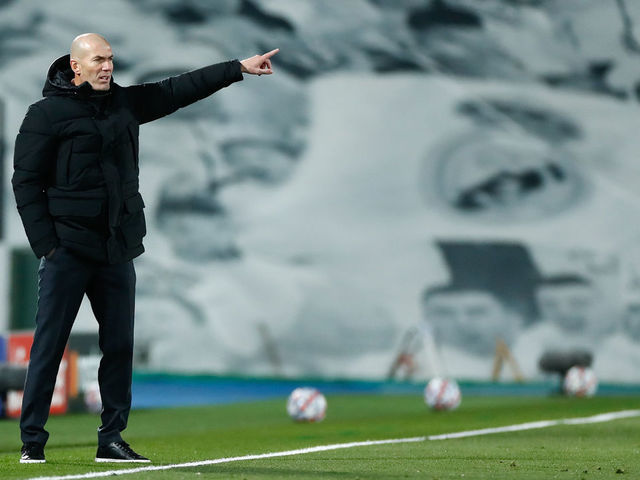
[
  {"xmin": 286, "ymin": 387, "xmax": 327, "ymax": 422},
  {"xmin": 563, "ymin": 365, "xmax": 598, "ymax": 397},
  {"xmin": 424, "ymin": 377, "xmax": 461, "ymax": 411}
]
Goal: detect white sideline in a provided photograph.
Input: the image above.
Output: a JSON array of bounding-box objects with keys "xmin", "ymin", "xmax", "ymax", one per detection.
[{"xmin": 28, "ymin": 409, "xmax": 640, "ymax": 480}]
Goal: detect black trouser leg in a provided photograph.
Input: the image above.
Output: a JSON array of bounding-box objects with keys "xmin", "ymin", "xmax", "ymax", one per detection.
[
  {"xmin": 86, "ymin": 260, "xmax": 136, "ymax": 446},
  {"xmin": 20, "ymin": 248, "xmax": 90, "ymax": 446}
]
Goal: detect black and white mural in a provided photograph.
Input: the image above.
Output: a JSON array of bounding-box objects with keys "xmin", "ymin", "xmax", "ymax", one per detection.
[{"xmin": 1, "ymin": 0, "xmax": 640, "ymax": 382}]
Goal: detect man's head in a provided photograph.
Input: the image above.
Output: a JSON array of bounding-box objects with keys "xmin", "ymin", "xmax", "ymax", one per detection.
[
  {"xmin": 422, "ymin": 285, "xmax": 522, "ymax": 356},
  {"xmin": 535, "ymin": 275, "xmax": 595, "ymax": 333},
  {"xmin": 70, "ymin": 33, "xmax": 113, "ymax": 91}
]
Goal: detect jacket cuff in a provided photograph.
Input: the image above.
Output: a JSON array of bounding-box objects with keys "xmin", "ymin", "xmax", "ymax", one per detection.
[
  {"xmin": 32, "ymin": 237, "xmax": 59, "ymax": 259},
  {"xmin": 230, "ymin": 59, "xmax": 244, "ymax": 82}
]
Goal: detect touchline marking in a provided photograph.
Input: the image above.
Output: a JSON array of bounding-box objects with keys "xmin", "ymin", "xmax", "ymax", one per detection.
[{"xmin": 29, "ymin": 409, "xmax": 640, "ymax": 480}]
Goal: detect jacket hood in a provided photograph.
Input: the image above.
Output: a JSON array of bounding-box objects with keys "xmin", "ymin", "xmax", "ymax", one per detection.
[{"xmin": 43, "ymin": 54, "xmax": 114, "ymax": 98}]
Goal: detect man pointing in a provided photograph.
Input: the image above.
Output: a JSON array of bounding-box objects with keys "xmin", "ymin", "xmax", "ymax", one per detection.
[{"xmin": 12, "ymin": 33, "xmax": 278, "ymax": 464}]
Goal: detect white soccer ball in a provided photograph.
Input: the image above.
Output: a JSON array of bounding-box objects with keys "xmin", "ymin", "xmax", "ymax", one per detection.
[
  {"xmin": 563, "ymin": 365, "xmax": 598, "ymax": 397},
  {"xmin": 286, "ymin": 387, "xmax": 327, "ymax": 422},
  {"xmin": 424, "ymin": 377, "xmax": 461, "ymax": 411}
]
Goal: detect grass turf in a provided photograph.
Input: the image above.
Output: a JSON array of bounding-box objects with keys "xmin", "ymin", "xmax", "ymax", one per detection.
[{"xmin": 0, "ymin": 394, "xmax": 638, "ymax": 479}]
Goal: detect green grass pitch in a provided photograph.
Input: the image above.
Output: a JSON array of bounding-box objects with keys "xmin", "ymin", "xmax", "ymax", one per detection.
[{"xmin": 0, "ymin": 394, "xmax": 639, "ymax": 479}]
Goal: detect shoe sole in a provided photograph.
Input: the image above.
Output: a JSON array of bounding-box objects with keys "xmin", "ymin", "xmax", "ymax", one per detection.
[
  {"xmin": 20, "ymin": 459, "xmax": 46, "ymax": 464},
  {"xmin": 95, "ymin": 458, "xmax": 151, "ymax": 463}
]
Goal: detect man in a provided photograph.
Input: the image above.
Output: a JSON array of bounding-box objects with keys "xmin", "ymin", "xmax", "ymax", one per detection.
[
  {"xmin": 421, "ymin": 285, "xmax": 523, "ymax": 359},
  {"xmin": 12, "ymin": 33, "xmax": 278, "ymax": 464},
  {"xmin": 404, "ymin": 285, "xmax": 522, "ymax": 380},
  {"xmin": 512, "ymin": 274, "xmax": 602, "ymax": 379}
]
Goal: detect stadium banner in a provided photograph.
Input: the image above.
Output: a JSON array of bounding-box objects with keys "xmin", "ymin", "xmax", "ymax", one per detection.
[
  {"xmin": 0, "ymin": 334, "xmax": 5, "ymax": 417},
  {"xmin": 5, "ymin": 332, "xmax": 68, "ymax": 418},
  {"xmin": 0, "ymin": 1, "xmax": 638, "ymax": 384},
  {"xmin": 0, "ymin": 335, "xmax": 5, "ymax": 364}
]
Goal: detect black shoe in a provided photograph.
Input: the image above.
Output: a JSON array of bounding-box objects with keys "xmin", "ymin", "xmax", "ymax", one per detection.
[
  {"xmin": 20, "ymin": 442, "xmax": 46, "ymax": 464},
  {"xmin": 95, "ymin": 441, "xmax": 150, "ymax": 463}
]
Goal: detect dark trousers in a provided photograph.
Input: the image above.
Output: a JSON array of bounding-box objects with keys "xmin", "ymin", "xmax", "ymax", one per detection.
[{"xmin": 20, "ymin": 246, "xmax": 136, "ymax": 447}]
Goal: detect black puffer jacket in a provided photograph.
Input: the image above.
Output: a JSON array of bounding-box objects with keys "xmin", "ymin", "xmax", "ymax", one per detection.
[{"xmin": 13, "ymin": 54, "xmax": 243, "ymax": 263}]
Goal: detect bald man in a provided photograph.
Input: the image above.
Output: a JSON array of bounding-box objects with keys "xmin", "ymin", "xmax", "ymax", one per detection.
[{"xmin": 13, "ymin": 33, "xmax": 278, "ymax": 464}]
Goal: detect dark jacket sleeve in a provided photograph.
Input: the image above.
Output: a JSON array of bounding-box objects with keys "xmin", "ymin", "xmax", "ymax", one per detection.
[
  {"xmin": 126, "ymin": 59, "xmax": 244, "ymax": 125},
  {"xmin": 12, "ymin": 103, "xmax": 59, "ymax": 258}
]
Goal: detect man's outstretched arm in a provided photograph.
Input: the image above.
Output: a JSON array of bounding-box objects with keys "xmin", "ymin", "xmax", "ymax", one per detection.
[{"xmin": 128, "ymin": 49, "xmax": 280, "ymax": 125}]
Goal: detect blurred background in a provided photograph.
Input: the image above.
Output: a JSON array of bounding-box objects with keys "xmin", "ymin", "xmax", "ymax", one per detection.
[{"xmin": 0, "ymin": 0, "xmax": 640, "ymax": 408}]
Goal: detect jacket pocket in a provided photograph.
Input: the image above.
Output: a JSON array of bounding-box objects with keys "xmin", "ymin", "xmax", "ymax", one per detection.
[
  {"xmin": 48, "ymin": 198, "xmax": 102, "ymax": 216},
  {"xmin": 120, "ymin": 193, "xmax": 146, "ymax": 248}
]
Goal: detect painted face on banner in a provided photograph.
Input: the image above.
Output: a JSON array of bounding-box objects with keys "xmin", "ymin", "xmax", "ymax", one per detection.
[
  {"xmin": 535, "ymin": 283, "xmax": 595, "ymax": 333},
  {"xmin": 423, "ymin": 289, "xmax": 521, "ymax": 356}
]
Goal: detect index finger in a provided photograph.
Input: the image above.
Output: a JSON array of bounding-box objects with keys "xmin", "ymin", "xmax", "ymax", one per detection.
[{"xmin": 262, "ymin": 48, "xmax": 280, "ymax": 59}]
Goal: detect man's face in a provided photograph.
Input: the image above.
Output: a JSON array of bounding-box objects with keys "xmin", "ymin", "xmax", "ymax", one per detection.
[
  {"xmin": 536, "ymin": 284, "xmax": 594, "ymax": 332},
  {"xmin": 72, "ymin": 40, "xmax": 113, "ymax": 91},
  {"xmin": 424, "ymin": 290, "xmax": 520, "ymax": 356}
]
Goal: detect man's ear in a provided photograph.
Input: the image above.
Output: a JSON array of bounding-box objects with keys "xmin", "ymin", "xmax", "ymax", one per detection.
[{"xmin": 70, "ymin": 58, "xmax": 80, "ymax": 75}]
